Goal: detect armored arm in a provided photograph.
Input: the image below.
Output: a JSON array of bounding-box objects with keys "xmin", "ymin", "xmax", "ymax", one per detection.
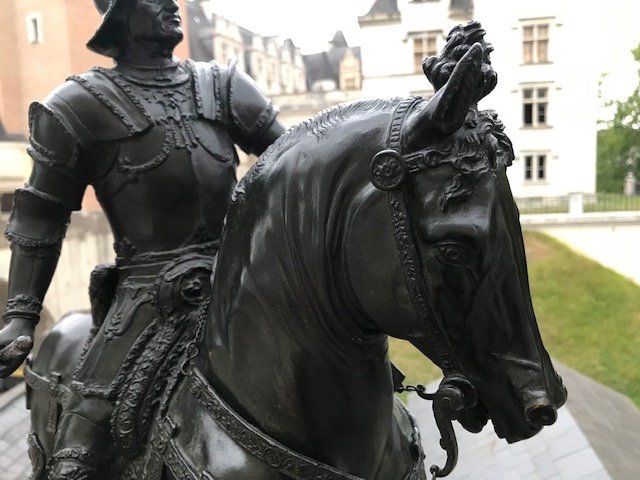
[
  {"xmin": 0, "ymin": 102, "xmax": 86, "ymax": 377},
  {"xmin": 224, "ymin": 61, "xmax": 286, "ymax": 156}
]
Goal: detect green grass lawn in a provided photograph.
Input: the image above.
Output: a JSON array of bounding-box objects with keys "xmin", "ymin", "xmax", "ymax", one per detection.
[{"xmin": 390, "ymin": 231, "xmax": 640, "ymax": 407}]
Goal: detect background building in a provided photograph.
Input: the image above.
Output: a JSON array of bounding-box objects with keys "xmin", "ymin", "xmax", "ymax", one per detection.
[
  {"xmin": 188, "ymin": 0, "xmax": 306, "ymax": 97},
  {"xmin": 359, "ymin": 0, "xmax": 472, "ymax": 97},
  {"xmin": 187, "ymin": 0, "xmax": 364, "ymax": 171},
  {"xmin": 358, "ymin": 0, "xmax": 640, "ymax": 198}
]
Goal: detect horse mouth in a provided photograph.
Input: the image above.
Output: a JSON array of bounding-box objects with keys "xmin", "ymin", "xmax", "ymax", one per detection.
[{"xmin": 494, "ymin": 420, "xmax": 542, "ymax": 443}]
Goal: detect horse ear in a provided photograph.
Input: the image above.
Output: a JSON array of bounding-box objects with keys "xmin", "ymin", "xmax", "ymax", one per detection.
[{"xmin": 403, "ymin": 43, "xmax": 484, "ymax": 151}]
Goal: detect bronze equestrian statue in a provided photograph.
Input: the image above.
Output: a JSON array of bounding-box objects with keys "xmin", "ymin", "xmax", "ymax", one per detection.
[
  {"xmin": 0, "ymin": 8, "xmax": 567, "ymax": 480},
  {"xmin": 0, "ymin": 0, "xmax": 284, "ymax": 478}
]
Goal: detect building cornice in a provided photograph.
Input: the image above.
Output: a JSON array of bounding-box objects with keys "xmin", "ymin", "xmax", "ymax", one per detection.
[{"xmin": 358, "ymin": 13, "xmax": 401, "ymax": 27}]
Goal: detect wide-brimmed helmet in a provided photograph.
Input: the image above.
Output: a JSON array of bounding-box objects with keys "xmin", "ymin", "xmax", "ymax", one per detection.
[{"xmin": 87, "ymin": 0, "xmax": 128, "ymax": 57}]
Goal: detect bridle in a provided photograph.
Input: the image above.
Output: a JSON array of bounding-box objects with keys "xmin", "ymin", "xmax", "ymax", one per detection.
[{"xmin": 370, "ymin": 97, "xmax": 478, "ymax": 479}]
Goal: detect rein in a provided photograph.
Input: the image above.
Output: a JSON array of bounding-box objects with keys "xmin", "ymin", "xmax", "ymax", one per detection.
[{"xmin": 370, "ymin": 97, "xmax": 478, "ymax": 479}]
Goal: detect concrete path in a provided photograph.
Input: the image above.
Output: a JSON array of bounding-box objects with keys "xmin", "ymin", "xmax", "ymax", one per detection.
[{"xmin": 0, "ymin": 384, "xmax": 31, "ymax": 480}]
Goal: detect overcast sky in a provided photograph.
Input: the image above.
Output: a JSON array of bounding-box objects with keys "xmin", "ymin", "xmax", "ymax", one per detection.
[{"xmin": 204, "ymin": 0, "xmax": 374, "ymax": 54}]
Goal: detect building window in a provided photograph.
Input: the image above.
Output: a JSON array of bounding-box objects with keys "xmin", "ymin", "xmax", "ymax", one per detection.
[
  {"xmin": 523, "ymin": 23, "xmax": 549, "ymax": 64},
  {"xmin": 413, "ymin": 34, "xmax": 439, "ymax": 73},
  {"xmin": 344, "ymin": 78, "xmax": 356, "ymax": 90},
  {"xmin": 26, "ymin": 13, "xmax": 43, "ymax": 44},
  {"xmin": 523, "ymin": 87, "xmax": 548, "ymax": 127},
  {"xmin": 524, "ymin": 154, "xmax": 547, "ymax": 182}
]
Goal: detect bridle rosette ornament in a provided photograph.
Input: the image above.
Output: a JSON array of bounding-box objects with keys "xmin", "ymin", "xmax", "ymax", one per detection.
[{"xmin": 370, "ymin": 149, "xmax": 407, "ymax": 191}]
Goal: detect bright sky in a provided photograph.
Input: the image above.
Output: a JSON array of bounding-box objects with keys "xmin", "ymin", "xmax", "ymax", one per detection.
[{"xmin": 205, "ymin": 0, "xmax": 374, "ymax": 54}]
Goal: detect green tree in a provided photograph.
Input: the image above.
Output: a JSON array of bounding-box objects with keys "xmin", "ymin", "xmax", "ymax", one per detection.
[{"xmin": 597, "ymin": 44, "xmax": 640, "ymax": 193}]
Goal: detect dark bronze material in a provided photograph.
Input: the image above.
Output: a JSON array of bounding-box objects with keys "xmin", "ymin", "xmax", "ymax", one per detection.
[
  {"xmin": 0, "ymin": 1, "xmax": 285, "ymax": 478},
  {"xmin": 2, "ymin": 11, "xmax": 566, "ymax": 479}
]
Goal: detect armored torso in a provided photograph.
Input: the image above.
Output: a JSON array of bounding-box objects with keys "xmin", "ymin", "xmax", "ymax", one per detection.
[
  {"xmin": 88, "ymin": 63, "xmax": 238, "ymax": 258},
  {"xmin": 24, "ymin": 59, "xmax": 279, "ymax": 260}
]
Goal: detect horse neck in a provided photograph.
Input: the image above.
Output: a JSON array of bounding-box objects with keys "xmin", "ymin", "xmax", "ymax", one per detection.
[
  {"xmin": 200, "ymin": 275, "xmax": 395, "ymax": 472},
  {"xmin": 197, "ymin": 108, "xmax": 408, "ymax": 471},
  {"xmin": 201, "ymin": 171, "xmax": 396, "ymax": 471}
]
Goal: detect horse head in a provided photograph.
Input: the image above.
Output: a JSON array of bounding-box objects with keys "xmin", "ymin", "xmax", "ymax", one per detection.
[
  {"xmin": 346, "ymin": 39, "xmax": 566, "ymax": 447},
  {"xmin": 202, "ymin": 24, "xmax": 566, "ymax": 479}
]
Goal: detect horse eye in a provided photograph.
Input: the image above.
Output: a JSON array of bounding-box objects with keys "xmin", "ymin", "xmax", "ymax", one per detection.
[{"xmin": 435, "ymin": 243, "xmax": 471, "ymax": 266}]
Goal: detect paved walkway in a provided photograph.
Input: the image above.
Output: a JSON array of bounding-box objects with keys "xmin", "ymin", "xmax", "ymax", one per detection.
[
  {"xmin": 0, "ymin": 384, "xmax": 31, "ymax": 480},
  {"xmin": 410, "ymin": 382, "xmax": 610, "ymax": 479}
]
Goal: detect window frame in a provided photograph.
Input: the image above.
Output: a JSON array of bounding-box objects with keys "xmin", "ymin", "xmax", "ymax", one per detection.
[
  {"xmin": 26, "ymin": 12, "xmax": 43, "ymax": 45},
  {"xmin": 521, "ymin": 20, "xmax": 551, "ymax": 64},
  {"xmin": 523, "ymin": 152, "xmax": 548, "ymax": 183},
  {"xmin": 522, "ymin": 85, "xmax": 549, "ymax": 128},
  {"xmin": 411, "ymin": 31, "xmax": 441, "ymax": 73}
]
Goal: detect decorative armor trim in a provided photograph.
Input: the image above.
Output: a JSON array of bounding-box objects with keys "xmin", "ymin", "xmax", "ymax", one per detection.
[
  {"xmin": 4, "ymin": 228, "xmax": 65, "ymax": 249},
  {"xmin": 70, "ymin": 70, "xmax": 153, "ymax": 133},
  {"xmin": 5, "ymin": 188, "xmax": 70, "ymax": 248},
  {"xmin": 28, "ymin": 102, "xmax": 81, "ymax": 174},
  {"xmin": 47, "ymin": 447, "xmax": 99, "ymax": 480},
  {"xmin": 21, "ymin": 183, "xmax": 81, "ymax": 212},
  {"xmin": 49, "ymin": 447, "xmax": 98, "ymax": 467},
  {"xmin": 2, "ymin": 294, "xmax": 43, "ymax": 323},
  {"xmin": 227, "ymin": 60, "xmax": 278, "ymax": 138},
  {"xmin": 24, "ymin": 366, "xmax": 73, "ymax": 407},
  {"xmin": 27, "ymin": 433, "xmax": 47, "ymax": 480},
  {"xmin": 187, "ymin": 368, "xmax": 364, "ymax": 480}
]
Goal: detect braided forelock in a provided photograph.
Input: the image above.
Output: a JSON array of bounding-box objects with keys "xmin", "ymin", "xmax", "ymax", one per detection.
[{"xmin": 418, "ymin": 110, "xmax": 511, "ymax": 210}]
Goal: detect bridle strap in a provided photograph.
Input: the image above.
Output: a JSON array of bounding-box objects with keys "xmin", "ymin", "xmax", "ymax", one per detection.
[
  {"xmin": 373, "ymin": 96, "xmax": 461, "ymax": 377},
  {"xmin": 371, "ymin": 97, "xmax": 479, "ymax": 478}
]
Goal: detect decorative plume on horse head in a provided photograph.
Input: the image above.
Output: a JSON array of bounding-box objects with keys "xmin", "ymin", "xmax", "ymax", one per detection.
[{"xmin": 423, "ymin": 21, "xmax": 497, "ymax": 102}]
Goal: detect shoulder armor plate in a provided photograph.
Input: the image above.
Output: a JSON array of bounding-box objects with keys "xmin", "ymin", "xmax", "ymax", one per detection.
[
  {"xmin": 28, "ymin": 102, "xmax": 82, "ymax": 174},
  {"xmin": 187, "ymin": 60, "xmax": 222, "ymax": 123},
  {"xmin": 42, "ymin": 70, "xmax": 153, "ymax": 147},
  {"xmin": 227, "ymin": 60, "xmax": 277, "ymax": 136}
]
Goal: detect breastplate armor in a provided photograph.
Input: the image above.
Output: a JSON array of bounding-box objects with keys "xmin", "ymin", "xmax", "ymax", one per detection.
[{"xmin": 90, "ymin": 66, "xmax": 238, "ymax": 259}]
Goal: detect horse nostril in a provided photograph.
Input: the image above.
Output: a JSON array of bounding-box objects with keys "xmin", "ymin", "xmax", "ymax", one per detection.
[{"xmin": 525, "ymin": 400, "xmax": 557, "ymax": 427}]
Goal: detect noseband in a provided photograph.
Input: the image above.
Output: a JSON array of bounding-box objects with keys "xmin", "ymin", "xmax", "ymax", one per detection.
[{"xmin": 370, "ymin": 97, "xmax": 478, "ymax": 479}]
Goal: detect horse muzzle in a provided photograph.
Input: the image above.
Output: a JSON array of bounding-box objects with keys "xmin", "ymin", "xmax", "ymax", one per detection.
[{"xmin": 524, "ymin": 397, "xmax": 557, "ymax": 427}]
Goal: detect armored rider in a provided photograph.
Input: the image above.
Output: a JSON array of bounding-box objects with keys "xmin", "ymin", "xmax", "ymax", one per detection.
[{"xmin": 0, "ymin": 0, "xmax": 284, "ymax": 477}]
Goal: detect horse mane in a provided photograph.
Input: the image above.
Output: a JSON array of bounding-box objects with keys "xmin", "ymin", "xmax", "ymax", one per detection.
[
  {"xmin": 422, "ymin": 108, "xmax": 515, "ymax": 209},
  {"xmin": 234, "ymin": 97, "xmax": 402, "ymax": 201},
  {"xmin": 211, "ymin": 97, "xmax": 402, "ymax": 353}
]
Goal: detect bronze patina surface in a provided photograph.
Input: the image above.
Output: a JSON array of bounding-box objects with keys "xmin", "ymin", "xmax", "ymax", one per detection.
[{"xmin": 0, "ymin": 5, "xmax": 566, "ymax": 479}]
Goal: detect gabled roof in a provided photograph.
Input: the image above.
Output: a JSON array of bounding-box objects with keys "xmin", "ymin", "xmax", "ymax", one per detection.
[
  {"xmin": 449, "ymin": 0, "xmax": 474, "ymax": 19},
  {"xmin": 329, "ymin": 31, "xmax": 348, "ymax": 48},
  {"xmin": 303, "ymin": 52, "xmax": 334, "ymax": 89},
  {"xmin": 302, "ymin": 32, "xmax": 361, "ymax": 89},
  {"xmin": 358, "ymin": 0, "xmax": 401, "ymax": 26},
  {"xmin": 238, "ymin": 26, "xmax": 256, "ymax": 47},
  {"xmin": 450, "ymin": 0, "xmax": 473, "ymax": 11}
]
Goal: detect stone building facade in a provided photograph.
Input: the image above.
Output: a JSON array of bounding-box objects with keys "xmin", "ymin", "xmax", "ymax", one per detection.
[
  {"xmin": 188, "ymin": 0, "xmax": 306, "ymax": 97},
  {"xmin": 358, "ymin": 0, "xmax": 640, "ymax": 198}
]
